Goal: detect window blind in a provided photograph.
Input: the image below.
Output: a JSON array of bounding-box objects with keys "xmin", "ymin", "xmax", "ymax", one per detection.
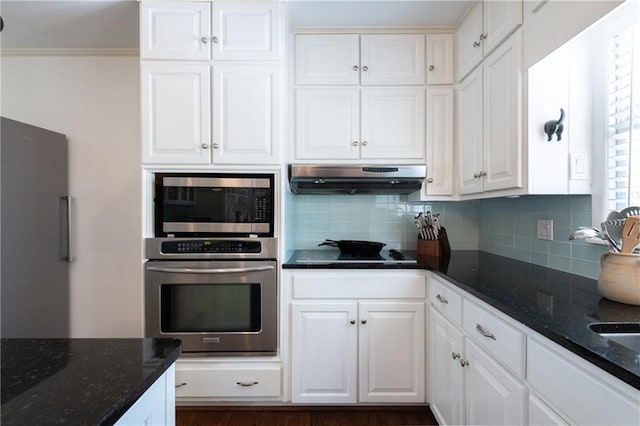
[{"xmin": 607, "ymin": 25, "xmax": 640, "ymax": 211}]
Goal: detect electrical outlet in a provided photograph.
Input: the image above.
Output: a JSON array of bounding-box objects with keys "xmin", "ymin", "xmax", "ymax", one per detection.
[{"xmin": 537, "ymin": 219, "xmax": 553, "ymax": 240}]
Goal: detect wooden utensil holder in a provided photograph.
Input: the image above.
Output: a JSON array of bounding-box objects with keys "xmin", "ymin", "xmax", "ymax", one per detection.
[{"xmin": 416, "ymin": 227, "xmax": 451, "ymax": 257}]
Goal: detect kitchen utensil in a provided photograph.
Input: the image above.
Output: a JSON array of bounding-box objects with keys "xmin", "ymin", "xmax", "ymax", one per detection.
[
  {"xmin": 620, "ymin": 216, "xmax": 640, "ymax": 253},
  {"xmin": 602, "ymin": 219, "xmax": 626, "ymax": 252},
  {"xmin": 620, "ymin": 206, "xmax": 640, "ymax": 218},
  {"xmin": 569, "ymin": 227, "xmax": 602, "ymax": 241},
  {"xmin": 598, "ymin": 251, "xmax": 640, "ymax": 305},
  {"xmin": 318, "ymin": 239, "xmax": 386, "ymax": 257}
]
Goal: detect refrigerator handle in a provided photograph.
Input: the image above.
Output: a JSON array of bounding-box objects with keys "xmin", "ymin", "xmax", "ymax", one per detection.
[{"xmin": 61, "ymin": 196, "xmax": 73, "ymax": 262}]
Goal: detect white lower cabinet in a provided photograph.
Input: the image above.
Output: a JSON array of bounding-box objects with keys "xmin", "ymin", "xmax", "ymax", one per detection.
[
  {"xmin": 174, "ymin": 361, "xmax": 282, "ymax": 401},
  {"xmin": 288, "ymin": 270, "xmax": 426, "ymax": 404},
  {"xmin": 528, "ymin": 394, "xmax": 570, "ymax": 426},
  {"xmin": 115, "ymin": 364, "xmax": 175, "ymax": 426}
]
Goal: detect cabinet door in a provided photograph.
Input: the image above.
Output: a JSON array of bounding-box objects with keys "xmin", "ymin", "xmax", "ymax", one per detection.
[
  {"xmin": 295, "ymin": 89, "xmax": 360, "ymax": 160},
  {"xmin": 295, "ymin": 34, "xmax": 360, "ymax": 85},
  {"xmin": 425, "ymin": 87, "xmax": 454, "ymax": 196},
  {"xmin": 360, "ymin": 88, "xmax": 425, "ymax": 160},
  {"xmin": 291, "ymin": 302, "xmax": 358, "ymax": 404},
  {"xmin": 211, "ymin": 2, "xmax": 280, "ymax": 61},
  {"xmin": 457, "ymin": 67, "xmax": 484, "ymax": 195},
  {"xmin": 359, "ymin": 302, "xmax": 425, "ymax": 403},
  {"xmin": 428, "ymin": 308, "xmax": 464, "ymax": 426},
  {"xmin": 483, "ymin": 0, "xmax": 522, "ymax": 55},
  {"xmin": 141, "ymin": 63, "xmax": 211, "ymax": 165},
  {"xmin": 529, "ymin": 394, "xmax": 570, "ymax": 426},
  {"xmin": 464, "ymin": 339, "xmax": 527, "ymax": 426},
  {"xmin": 212, "ymin": 64, "xmax": 280, "ymax": 164},
  {"xmin": 361, "ymin": 34, "xmax": 425, "ymax": 85},
  {"xmin": 426, "ymin": 34, "xmax": 455, "ymax": 85},
  {"xmin": 140, "ymin": 1, "xmax": 211, "ymax": 60},
  {"xmin": 483, "ymin": 31, "xmax": 522, "ymax": 192},
  {"xmin": 456, "ymin": 1, "xmax": 483, "ymax": 82}
]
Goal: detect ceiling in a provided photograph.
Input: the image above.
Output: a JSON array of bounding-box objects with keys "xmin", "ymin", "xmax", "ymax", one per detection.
[{"xmin": 0, "ymin": 0, "xmax": 471, "ymax": 50}]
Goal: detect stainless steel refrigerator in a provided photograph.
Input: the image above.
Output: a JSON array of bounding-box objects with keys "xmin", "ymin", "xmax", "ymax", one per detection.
[{"xmin": 1, "ymin": 117, "xmax": 71, "ymax": 337}]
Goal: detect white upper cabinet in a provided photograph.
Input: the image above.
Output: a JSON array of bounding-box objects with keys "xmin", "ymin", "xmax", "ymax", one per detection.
[
  {"xmin": 360, "ymin": 34, "xmax": 425, "ymax": 85},
  {"xmin": 424, "ymin": 87, "xmax": 454, "ymax": 196},
  {"xmin": 140, "ymin": 1, "xmax": 211, "ymax": 60},
  {"xmin": 212, "ymin": 64, "xmax": 280, "ymax": 164},
  {"xmin": 295, "ymin": 35, "xmax": 360, "ymax": 85},
  {"xmin": 426, "ymin": 34, "xmax": 455, "ymax": 85},
  {"xmin": 141, "ymin": 63, "xmax": 211, "ymax": 164},
  {"xmin": 140, "ymin": 1, "xmax": 281, "ymax": 61},
  {"xmin": 457, "ymin": 0, "xmax": 522, "ymax": 81},
  {"xmin": 295, "ymin": 34, "xmax": 426, "ymax": 86},
  {"xmin": 457, "ymin": 66, "xmax": 484, "ymax": 195},
  {"xmin": 211, "ymin": 2, "xmax": 281, "ymax": 61}
]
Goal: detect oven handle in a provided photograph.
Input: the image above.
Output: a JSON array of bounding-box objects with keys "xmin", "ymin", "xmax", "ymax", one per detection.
[{"xmin": 146, "ymin": 265, "xmax": 275, "ymax": 274}]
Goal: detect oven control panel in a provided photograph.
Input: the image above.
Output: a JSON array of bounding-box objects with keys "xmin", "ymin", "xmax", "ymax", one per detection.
[{"xmin": 161, "ymin": 239, "xmax": 262, "ymax": 254}]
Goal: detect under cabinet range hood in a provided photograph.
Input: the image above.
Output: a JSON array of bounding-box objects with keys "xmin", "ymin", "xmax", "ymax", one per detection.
[{"xmin": 288, "ymin": 164, "xmax": 426, "ymax": 195}]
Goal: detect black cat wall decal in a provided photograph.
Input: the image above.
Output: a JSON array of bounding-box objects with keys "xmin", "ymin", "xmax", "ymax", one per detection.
[{"xmin": 544, "ymin": 108, "xmax": 565, "ymax": 141}]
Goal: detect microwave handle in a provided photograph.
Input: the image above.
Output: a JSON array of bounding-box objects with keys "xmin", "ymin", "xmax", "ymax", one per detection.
[{"xmin": 146, "ymin": 265, "xmax": 275, "ymax": 274}]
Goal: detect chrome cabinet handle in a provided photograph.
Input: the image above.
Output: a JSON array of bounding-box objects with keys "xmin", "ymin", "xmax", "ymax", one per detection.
[
  {"xmin": 201, "ymin": 37, "xmax": 209, "ymax": 44},
  {"xmin": 362, "ymin": 66, "xmax": 369, "ymax": 71},
  {"xmin": 476, "ymin": 324, "xmax": 497, "ymax": 340},
  {"xmin": 236, "ymin": 381, "xmax": 258, "ymax": 387},
  {"xmin": 451, "ymin": 352, "xmax": 460, "ymax": 360},
  {"xmin": 428, "ymin": 65, "xmax": 435, "ymax": 71},
  {"xmin": 211, "ymin": 36, "xmax": 218, "ymax": 44},
  {"xmin": 460, "ymin": 358, "xmax": 469, "ymax": 367},
  {"xmin": 353, "ymin": 65, "xmax": 359, "ymax": 71},
  {"xmin": 176, "ymin": 382, "xmax": 187, "ymax": 388},
  {"xmin": 436, "ymin": 294, "xmax": 449, "ymax": 304}
]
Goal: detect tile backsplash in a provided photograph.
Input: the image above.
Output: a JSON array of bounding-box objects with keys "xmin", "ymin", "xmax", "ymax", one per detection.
[{"xmin": 285, "ymin": 192, "xmax": 607, "ymax": 280}]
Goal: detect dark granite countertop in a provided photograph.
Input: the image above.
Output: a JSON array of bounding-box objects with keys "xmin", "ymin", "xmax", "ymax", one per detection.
[
  {"xmin": 284, "ymin": 249, "xmax": 640, "ymax": 390},
  {"xmin": 1, "ymin": 338, "xmax": 182, "ymax": 426}
]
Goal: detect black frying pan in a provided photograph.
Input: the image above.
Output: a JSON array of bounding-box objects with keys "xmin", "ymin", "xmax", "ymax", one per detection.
[{"xmin": 318, "ymin": 239, "xmax": 386, "ymax": 257}]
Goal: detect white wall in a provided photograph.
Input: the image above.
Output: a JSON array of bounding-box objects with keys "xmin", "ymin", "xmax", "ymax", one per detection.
[{"xmin": 1, "ymin": 55, "xmax": 143, "ymax": 337}]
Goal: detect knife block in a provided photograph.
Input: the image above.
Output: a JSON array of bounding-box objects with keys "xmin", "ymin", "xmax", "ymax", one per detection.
[{"xmin": 416, "ymin": 227, "xmax": 451, "ymax": 257}]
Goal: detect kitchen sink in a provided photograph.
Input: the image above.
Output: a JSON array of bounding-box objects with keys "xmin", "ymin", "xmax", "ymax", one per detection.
[{"xmin": 589, "ymin": 322, "xmax": 640, "ymax": 352}]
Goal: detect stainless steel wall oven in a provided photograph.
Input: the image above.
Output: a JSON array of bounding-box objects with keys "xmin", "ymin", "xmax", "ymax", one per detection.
[{"xmin": 145, "ymin": 237, "xmax": 278, "ymax": 356}]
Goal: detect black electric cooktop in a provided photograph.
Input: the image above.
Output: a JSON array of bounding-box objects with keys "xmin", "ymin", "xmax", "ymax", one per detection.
[{"xmin": 291, "ymin": 249, "xmax": 418, "ymax": 264}]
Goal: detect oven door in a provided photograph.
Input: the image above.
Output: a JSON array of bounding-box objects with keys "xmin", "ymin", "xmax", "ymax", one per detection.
[{"xmin": 145, "ymin": 260, "xmax": 277, "ymax": 355}]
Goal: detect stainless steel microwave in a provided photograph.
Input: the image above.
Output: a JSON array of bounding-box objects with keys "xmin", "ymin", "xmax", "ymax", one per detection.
[{"xmin": 154, "ymin": 173, "xmax": 274, "ymax": 237}]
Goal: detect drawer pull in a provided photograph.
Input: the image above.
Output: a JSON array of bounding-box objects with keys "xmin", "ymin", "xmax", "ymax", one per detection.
[
  {"xmin": 236, "ymin": 381, "xmax": 259, "ymax": 387},
  {"xmin": 175, "ymin": 382, "xmax": 187, "ymax": 388},
  {"xmin": 436, "ymin": 294, "xmax": 449, "ymax": 304},
  {"xmin": 476, "ymin": 324, "xmax": 497, "ymax": 340},
  {"xmin": 451, "ymin": 352, "xmax": 461, "ymax": 360}
]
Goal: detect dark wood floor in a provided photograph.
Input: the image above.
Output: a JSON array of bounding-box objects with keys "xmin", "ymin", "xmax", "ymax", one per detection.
[{"xmin": 176, "ymin": 406, "xmax": 439, "ymax": 426}]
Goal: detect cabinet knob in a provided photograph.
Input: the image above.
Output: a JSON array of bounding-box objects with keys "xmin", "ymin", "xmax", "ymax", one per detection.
[
  {"xmin": 362, "ymin": 66, "xmax": 369, "ymax": 71},
  {"xmin": 352, "ymin": 141, "xmax": 359, "ymax": 146},
  {"xmin": 201, "ymin": 37, "xmax": 209, "ymax": 44},
  {"xmin": 361, "ymin": 319, "xmax": 367, "ymax": 325},
  {"xmin": 350, "ymin": 320, "xmax": 356, "ymax": 325},
  {"xmin": 451, "ymin": 352, "xmax": 461, "ymax": 360},
  {"xmin": 460, "ymin": 358, "xmax": 469, "ymax": 368},
  {"xmin": 353, "ymin": 65, "xmax": 359, "ymax": 71},
  {"xmin": 211, "ymin": 36, "xmax": 218, "ymax": 44},
  {"xmin": 428, "ymin": 65, "xmax": 435, "ymax": 71},
  {"xmin": 478, "ymin": 171, "xmax": 486, "ymax": 178},
  {"xmin": 473, "ymin": 41, "xmax": 481, "ymax": 48},
  {"xmin": 361, "ymin": 141, "xmax": 368, "ymax": 146},
  {"xmin": 212, "ymin": 143, "xmax": 219, "ymax": 149},
  {"xmin": 427, "ymin": 178, "xmax": 434, "ymax": 183},
  {"xmin": 479, "ymin": 33, "xmax": 487, "ymax": 41},
  {"xmin": 473, "ymin": 172, "xmax": 479, "ymax": 179},
  {"xmin": 201, "ymin": 143, "xmax": 210, "ymax": 149}
]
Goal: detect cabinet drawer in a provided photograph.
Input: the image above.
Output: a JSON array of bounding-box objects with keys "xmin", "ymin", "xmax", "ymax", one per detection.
[
  {"xmin": 291, "ymin": 271, "xmax": 426, "ymax": 299},
  {"xmin": 528, "ymin": 338, "xmax": 640, "ymax": 425},
  {"xmin": 428, "ymin": 275, "xmax": 462, "ymax": 324},
  {"xmin": 463, "ymin": 299, "xmax": 525, "ymax": 376},
  {"xmin": 175, "ymin": 364, "xmax": 281, "ymax": 398}
]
